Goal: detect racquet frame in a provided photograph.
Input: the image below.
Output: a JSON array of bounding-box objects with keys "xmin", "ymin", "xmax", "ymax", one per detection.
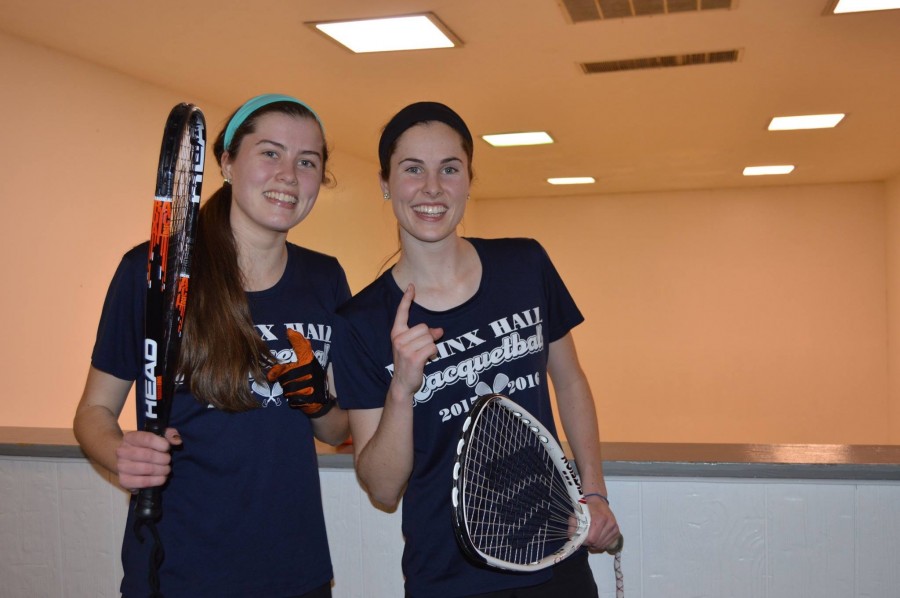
[
  {"xmin": 451, "ymin": 393, "xmax": 590, "ymax": 572},
  {"xmin": 136, "ymin": 103, "xmax": 205, "ymax": 522}
]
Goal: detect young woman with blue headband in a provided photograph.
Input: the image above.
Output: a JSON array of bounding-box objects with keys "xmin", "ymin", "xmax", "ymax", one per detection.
[{"xmin": 74, "ymin": 94, "xmax": 350, "ymax": 597}]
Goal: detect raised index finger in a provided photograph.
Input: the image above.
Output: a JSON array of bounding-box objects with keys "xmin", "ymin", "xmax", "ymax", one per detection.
[{"xmin": 392, "ymin": 284, "xmax": 416, "ymax": 334}]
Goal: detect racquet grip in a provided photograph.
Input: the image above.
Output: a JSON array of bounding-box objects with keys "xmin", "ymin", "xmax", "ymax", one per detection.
[
  {"xmin": 604, "ymin": 534, "xmax": 625, "ymax": 555},
  {"xmin": 134, "ymin": 486, "xmax": 162, "ymax": 522},
  {"xmin": 132, "ymin": 424, "xmax": 167, "ymax": 522}
]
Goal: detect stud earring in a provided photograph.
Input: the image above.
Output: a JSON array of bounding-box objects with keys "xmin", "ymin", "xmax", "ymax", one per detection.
[
  {"xmin": 383, "ymin": 192, "xmax": 391, "ymax": 200},
  {"xmin": 224, "ymin": 178, "xmax": 232, "ymax": 185}
]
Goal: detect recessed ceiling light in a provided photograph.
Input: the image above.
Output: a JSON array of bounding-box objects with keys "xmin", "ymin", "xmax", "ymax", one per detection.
[
  {"xmin": 482, "ymin": 132, "xmax": 554, "ymax": 147},
  {"xmin": 768, "ymin": 114, "xmax": 845, "ymax": 130},
  {"xmin": 743, "ymin": 165, "xmax": 795, "ymax": 176},
  {"xmin": 309, "ymin": 14, "xmax": 460, "ymax": 53},
  {"xmin": 831, "ymin": 0, "xmax": 900, "ymax": 14},
  {"xmin": 547, "ymin": 177, "xmax": 596, "ymax": 185}
]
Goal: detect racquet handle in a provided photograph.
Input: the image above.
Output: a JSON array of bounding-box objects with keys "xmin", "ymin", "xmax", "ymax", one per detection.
[
  {"xmin": 133, "ymin": 420, "xmax": 165, "ymax": 522},
  {"xmin": 603, "ymin": 534, "xmax": 625, "ymax": 555},
  {"xmin": 135, "ymin": 486, "xmax": 163, "ymax": 522}
]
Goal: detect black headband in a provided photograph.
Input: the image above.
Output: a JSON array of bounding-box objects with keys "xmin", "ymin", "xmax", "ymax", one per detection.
[{"xmin": 378, "ymin": 101, "xmax": 473, "ymax": 174}]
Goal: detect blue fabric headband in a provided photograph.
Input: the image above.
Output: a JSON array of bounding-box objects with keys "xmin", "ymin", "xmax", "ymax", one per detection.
[{"xmin": 223, "ymin": 93, "xmax": 324, "ymax": 151}]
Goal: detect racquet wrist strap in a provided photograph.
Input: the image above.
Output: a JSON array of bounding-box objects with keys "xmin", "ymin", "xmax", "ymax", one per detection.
[
  {"xmin": 306, "ymin": 396, "xmax": 336, "ymax": 419},
  {"xmin": 583, "ymin": 492, "xmax": 609, "ymax": 504}
]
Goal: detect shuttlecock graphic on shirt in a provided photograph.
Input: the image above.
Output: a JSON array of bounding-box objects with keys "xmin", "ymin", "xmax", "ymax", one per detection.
[
  {"xmin": 253, "ymin": 378, "xmax": 283, "ymax": 408},
  {"xmin": 475, "ymin": 373, "xmax": 510, "ymax": 397}
]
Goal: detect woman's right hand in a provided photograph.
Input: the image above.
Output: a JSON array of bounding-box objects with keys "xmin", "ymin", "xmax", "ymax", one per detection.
[
  {"xmin": 352, "ymin": 284, "xmax": 436, "ymax": 509},
  {"xmin": 389, "ymin": 284, "xmax": 443, "ymax": 400},
  {"xmin": 116, "ymin": 428, "xmax": 182, "ymax": 491}
]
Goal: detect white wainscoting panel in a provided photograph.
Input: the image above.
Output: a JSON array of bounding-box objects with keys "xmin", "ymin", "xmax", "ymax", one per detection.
[
  {"xmin": 3, "ymin": 457, "xmax": 900, "ymax": 598},
  {"xmin": 856, "ymin": 484, "xmax": 900, "ymax": 598}
]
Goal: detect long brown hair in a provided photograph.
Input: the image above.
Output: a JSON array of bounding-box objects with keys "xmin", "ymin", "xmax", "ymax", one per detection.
[{"xmin": 178, "ymin": 101, "xmax": 330, "ymax": 412}]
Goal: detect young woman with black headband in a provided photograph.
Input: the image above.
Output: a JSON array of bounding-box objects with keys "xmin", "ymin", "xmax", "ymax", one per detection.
[{"xmin": 334, "ymin": 102, "xmax": 620, "ymax": 598}]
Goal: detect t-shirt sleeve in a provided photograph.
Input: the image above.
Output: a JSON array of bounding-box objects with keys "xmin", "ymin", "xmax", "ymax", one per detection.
[
  {"xmin": 333, "ymin": 262, "xmax": 352, "ymax": 308},
  {"xmin": 332, "ymin": 307, "xmax": 393, "ymax": 410},
  {"xmin": 91, "ymin": 247, "xmax": 145, "ymax": 382},
  {"xmin": 533, "ymin": 240, "xmax": 584, "ymax": 342}
]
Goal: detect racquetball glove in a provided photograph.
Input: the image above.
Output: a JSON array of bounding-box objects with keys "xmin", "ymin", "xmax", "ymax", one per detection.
[{"xmin": 267, "ymin": 329, "xmax": 334, "ymax": 418}]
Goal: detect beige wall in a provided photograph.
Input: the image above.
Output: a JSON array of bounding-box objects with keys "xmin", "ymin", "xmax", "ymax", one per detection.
[
  {"xmin": 886, "ymin": 175, "xmax": 900, "ymax": 444},
  {"xmin": 0, "ymin": 34, "xmax": 213, "ymax": 430},
  {"xmin": 470, "ymin": 185, "xmax": 890, "ymax": 443},
  {"xmin": 2, "ymin": 31, "xmax": 897, "ymax": 444},
  {"xmin": 0, "ymin": 32, "xmax": 398, "ymax": 429}
]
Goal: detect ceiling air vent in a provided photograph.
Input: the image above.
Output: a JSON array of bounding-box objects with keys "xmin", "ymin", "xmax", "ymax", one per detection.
[
  {"xmin": 559, "ymin": 0, "xmax": 735, "ymax": 23},
  {"xmin": 581, "ymin": 49, "xmax": 741, "ymax": 74}
]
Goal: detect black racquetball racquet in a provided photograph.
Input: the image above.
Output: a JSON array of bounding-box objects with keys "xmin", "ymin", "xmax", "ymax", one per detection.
[
  {"xmin": 452, "ymin": 394, "xmax": 624, "ymax": 594},
  {"xmin": 134, "ymin": 102, "xmax": 205, "ymax": 595}
]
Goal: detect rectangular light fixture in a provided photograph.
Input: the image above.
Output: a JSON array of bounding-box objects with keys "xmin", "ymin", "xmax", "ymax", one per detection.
[
  {"xmin": 743, "ymin": 165, "xmax": 795, "ymax": 176},
  {"xmin": 547, "ymin": 177, "xmax": 596, "ymax": 185},
  {"xmin": 768, "ymin": 113, "xmax": 845, "ymax": 130},
  {"xmin": 831, "ymin": 0, "xmax": 900, "ymax": 13},
  {"xmin": 482, "ymin": 132, "xmax": 554, "ymax": 147},
  {"xmin": 309, "ymin": 14, "xmax": 460, "ymax": 53}
]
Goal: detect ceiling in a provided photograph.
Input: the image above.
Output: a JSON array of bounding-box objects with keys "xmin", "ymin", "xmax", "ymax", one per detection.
[{"xmin": 2, "ymin": 0, "xmax": 899, "ymax": 200}]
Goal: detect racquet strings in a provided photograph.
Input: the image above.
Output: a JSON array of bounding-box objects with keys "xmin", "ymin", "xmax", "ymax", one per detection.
[
  {"xmin": 170, "ymin": 124, "xmax": 194, "ymax": 269},
  {"xmin": 155, "ymin": 119, "xmax": 198, "ymax": 395},
  {"xmin": 167, "ymin": 123, "xmax": 197, "ymax": 334},
  {"xmin": 462, "ymin": 400, "xmax": 584, "ymax": 565}
]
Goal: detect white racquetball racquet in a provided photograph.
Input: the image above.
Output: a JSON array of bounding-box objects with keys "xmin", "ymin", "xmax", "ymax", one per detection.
[{"xmin": 451, "ymin": 393, "xmax": 624, "ymax": 593}]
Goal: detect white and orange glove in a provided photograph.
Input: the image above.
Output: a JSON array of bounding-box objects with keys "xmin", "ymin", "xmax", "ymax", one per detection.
[{"xmin": 267, "ymin": 329, "xmax": 334, "ymax": 418}]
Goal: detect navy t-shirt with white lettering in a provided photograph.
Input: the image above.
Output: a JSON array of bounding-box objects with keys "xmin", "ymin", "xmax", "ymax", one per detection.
[
  {"xmin": 334, "ymin": 237, "xmax": 584, "ymax": 598},
  {"xmin": 92, "ymin": 241, "xmax": 350, "ymax": 598}
]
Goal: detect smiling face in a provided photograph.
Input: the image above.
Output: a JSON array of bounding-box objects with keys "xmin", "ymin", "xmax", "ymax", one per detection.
[
  {"xmin": 382, "ymin": 121, "xmax": 472, "ymax": 247},
  {"xmin": 221, "ymin": 111, "xmax": 325, "ymax": 239}
]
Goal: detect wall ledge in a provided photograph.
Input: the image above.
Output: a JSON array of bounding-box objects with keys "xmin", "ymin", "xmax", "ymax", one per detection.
[{"xmin": 5, "ymin": 426, "xmax": 898, "ymax": 480}]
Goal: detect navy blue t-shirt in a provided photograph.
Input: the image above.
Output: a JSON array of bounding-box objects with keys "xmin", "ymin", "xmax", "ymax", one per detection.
[
  {"xmin": 333, "ymin": 237, "xmax": 584, "ymax": 598},
  {"xmin": 92, "ymin": 241, "xmax": 350, "ymax": 598}
]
